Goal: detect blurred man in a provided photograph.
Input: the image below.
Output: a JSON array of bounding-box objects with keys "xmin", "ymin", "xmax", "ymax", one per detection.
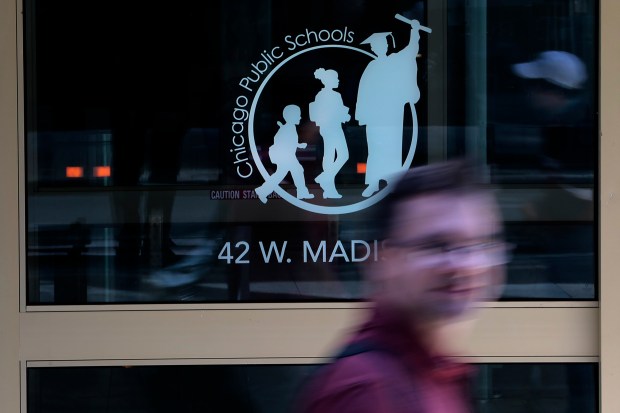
[{"xmin": 296, "ymin": 159, "xmax": 508, "ymax": 413}]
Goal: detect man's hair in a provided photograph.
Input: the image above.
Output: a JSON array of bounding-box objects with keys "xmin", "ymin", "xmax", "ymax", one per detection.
[{"xmin": 373, "ymin": 158, "xmax": 488, "ymax": 241}]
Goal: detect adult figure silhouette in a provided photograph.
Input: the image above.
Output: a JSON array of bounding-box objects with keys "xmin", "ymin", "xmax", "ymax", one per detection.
[
  {"xmin": 356, "ymin": 18, "xmax": 428, "ymax": 197},
  {"xmin": 255, "ymin": 105, "xmax": 314, "ymax": 203},
  {"xmin": 310, "ymin": 68, "xmax": 351, "ymax": 199}
]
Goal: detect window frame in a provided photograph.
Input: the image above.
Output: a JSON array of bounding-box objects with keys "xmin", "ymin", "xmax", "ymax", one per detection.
[{"xmin": 1, "ymin": 0, "xmax": 618, "ymax": 412}]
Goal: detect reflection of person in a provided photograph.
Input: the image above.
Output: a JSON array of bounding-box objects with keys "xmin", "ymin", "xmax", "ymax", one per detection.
[
  {"xmin": 255, "ymin": 105, "xmax": 314, "ymax": 203},
  {"xmin": 112, "ymin": 112, "xmax": 186, "ymax": 275},
  {"xmin": 310, "ymin": 68, "xmax": 351, "ymax": 199},
  {"xmin": 511, "ymin": 50, "xmax": 594, "ymax": 175},
  {"xmin": 109, "ymin": 4, "xmax": 189, "ymax": 284},
  {"xmin": 296, "ymin": 159, "xmax": 508, "ymax": 413},
  {"xmin": 512, "ymin": 50, "xmax": 598, "ymax": 294},
  {"xmin": 356, "ymin": 21, "xmax": 422, "ymax": 197}
]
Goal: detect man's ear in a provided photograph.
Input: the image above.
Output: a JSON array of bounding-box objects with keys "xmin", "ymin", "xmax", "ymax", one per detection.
[
  {"xmin": 357, "ymin": 243, "xmax": 385, "ymax": 293},
  {"xmin": 484, "ymin": 265, "xmax": 506, "ymax": 301},
  {"xmin": 360, "ymin": 245, "xmax": 399, "ymax": 294}
]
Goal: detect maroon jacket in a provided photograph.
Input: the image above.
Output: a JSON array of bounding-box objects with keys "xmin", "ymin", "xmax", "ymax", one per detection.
[{"xmin": 296, "ymin": 305, "xmax": 473, "ymax": 413}]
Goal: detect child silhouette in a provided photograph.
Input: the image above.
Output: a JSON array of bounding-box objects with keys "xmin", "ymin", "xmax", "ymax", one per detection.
[{"xmin": 255, "ymin": 105, "xmax": 314, "ymax": 203}]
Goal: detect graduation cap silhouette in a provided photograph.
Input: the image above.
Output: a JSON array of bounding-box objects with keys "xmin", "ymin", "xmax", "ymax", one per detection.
[{"xmin": 361, "ymin": 32, "xmax": 396, "ymax": 49}]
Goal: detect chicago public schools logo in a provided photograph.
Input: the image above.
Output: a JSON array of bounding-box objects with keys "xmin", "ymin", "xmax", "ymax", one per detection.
[{"xmin": 237, "ymin": 15, "xmax": 431, "ymax": 215}]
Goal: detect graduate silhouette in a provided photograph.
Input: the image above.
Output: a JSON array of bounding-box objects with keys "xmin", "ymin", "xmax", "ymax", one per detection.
[{"xmin": 356, "ymin": 17, "xmax": 430, "ymax": 197}]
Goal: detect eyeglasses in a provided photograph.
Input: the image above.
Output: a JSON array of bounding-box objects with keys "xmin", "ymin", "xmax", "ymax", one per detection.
[{"xmin": 385, "ymin": 238, "xmax": 513, "ymax": 266}]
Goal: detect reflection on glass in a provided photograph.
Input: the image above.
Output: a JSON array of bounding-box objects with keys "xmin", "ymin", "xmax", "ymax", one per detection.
[
  {"xmin": 27, "ymin": 363, "xmax": 597, "ymax": 413},
  {"xmin": 25, "ymin": 0, "xmax": 597, "ymax": 304},
  {"xmin": 485, "ymin": 1, "xmax": 597, "ymax": 300},
  {"xmin": 473, "ymin": 364, "xmax": 598, "ymax": 413}
]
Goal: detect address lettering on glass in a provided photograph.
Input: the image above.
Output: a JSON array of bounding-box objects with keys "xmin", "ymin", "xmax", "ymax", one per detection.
[{"xmin": 217, "ymin": 240, "xmax": 380, "ymax": 264}]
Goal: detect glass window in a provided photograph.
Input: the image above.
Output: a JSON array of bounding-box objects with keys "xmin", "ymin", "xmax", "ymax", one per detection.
[
  {"xmin": 27, "ymin": 363, "xmax": 597, "ymax": 413},
  {"xmin": 25, "ymin": 0, "xmax": 598, "ymax": 304}
]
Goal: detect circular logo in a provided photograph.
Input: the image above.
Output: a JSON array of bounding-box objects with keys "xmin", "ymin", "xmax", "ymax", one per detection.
[{"xmin": 248, "ymin": 44, "xmax": 419, "ymax": 215}]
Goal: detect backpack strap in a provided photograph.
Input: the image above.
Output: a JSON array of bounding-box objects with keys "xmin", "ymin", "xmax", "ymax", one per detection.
[
  {"xmin": 331, "ymin": 340, "xmax": 425, "ymax": 412},
  {"xmin": 332, "ymin": 340, "xmax": 392, "ymax": 360}
]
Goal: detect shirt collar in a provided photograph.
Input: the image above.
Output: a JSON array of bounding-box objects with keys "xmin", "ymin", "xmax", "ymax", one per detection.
[{"xmin": 356, "ymin": 304, "xmax": 474, "ymax": 382}]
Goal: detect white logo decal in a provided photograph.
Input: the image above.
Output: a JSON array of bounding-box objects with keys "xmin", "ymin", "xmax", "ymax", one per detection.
[{"xmin": 232, "ymin": 15, "xmax": 431, "ymax": 215}]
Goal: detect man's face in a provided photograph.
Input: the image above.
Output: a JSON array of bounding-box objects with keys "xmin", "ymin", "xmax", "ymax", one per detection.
[
  {"xmin": 527, "ymin": 83, "xmax": 569, "ymax": 115},
  {"xmin": 376, "ymin": 192, "xmax": 505, "ymax": 323}
]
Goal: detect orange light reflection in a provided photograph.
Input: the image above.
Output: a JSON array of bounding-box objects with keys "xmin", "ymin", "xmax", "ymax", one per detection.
[
  {"xmin": 94, "ymin": 166, "xmax": 111, "ymax": 178},
  {"xmin": 66, "ymin": 166, "xmax": 84, "ymax": 178}
]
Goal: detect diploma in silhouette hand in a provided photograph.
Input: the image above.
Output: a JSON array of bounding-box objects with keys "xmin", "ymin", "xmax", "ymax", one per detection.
[{"xmin": 395, "ymin": 14, "xmax": 432, "ymax": 33}]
